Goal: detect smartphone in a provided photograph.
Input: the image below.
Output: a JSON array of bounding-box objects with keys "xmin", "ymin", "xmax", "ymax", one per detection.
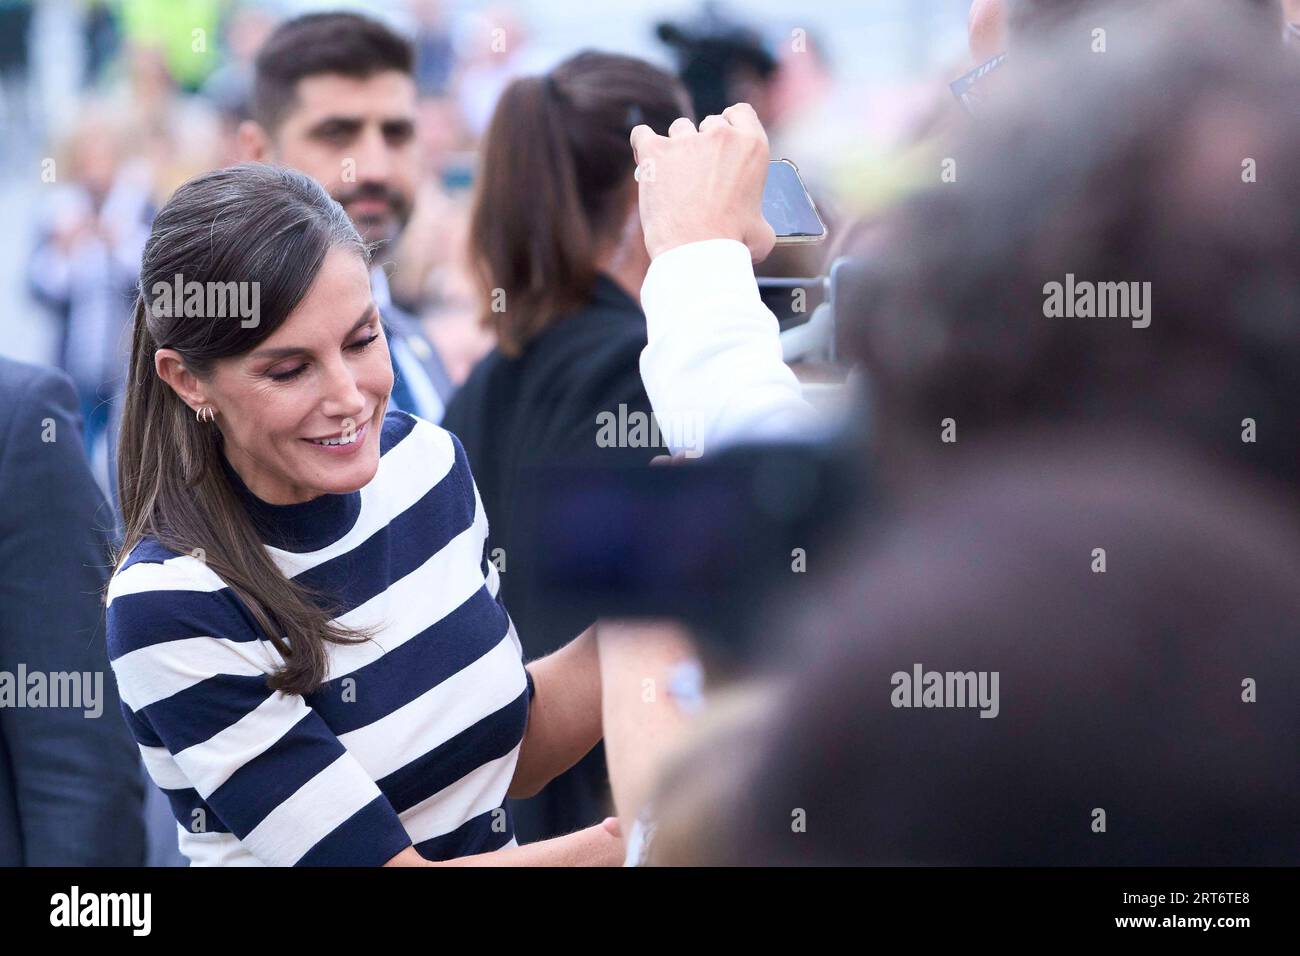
[{"xmin": 763, "ymin": 159, "xmax": 828, "ymax": 244}]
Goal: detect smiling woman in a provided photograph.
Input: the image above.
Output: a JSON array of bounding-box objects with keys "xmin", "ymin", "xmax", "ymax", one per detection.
[
  {"xmin": 107, "ymin": 163, "xmax": 616, "ymax": 866},
  {"xmin": 116, "ymin": 163, "xmax": 380, "ymax": 698},
  {"xmin": 163, "ymin": 245, "xmax": 391, "ymax": 506}
]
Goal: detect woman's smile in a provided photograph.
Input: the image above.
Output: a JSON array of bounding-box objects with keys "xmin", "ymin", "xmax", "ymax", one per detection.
[{"xmin": 302, "ymin": 418, "xmax": 372, "ymax": 455}]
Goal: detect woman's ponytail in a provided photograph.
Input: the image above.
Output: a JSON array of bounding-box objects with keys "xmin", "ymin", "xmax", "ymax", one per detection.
[{"xmin": 468, "ymin": 51, "xmax": 692, "ymax": 357}]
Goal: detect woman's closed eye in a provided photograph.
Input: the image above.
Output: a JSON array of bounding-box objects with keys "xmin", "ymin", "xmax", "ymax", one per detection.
[
  {"xmin": 265, "ymin": 332, "xmax": 382, "ymax": 382},
  {"xmin": 266, "ymin": 362, "xmax": 308, "ymax": 382}
]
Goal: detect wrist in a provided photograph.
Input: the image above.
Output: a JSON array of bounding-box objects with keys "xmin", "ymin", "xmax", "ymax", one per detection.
[{"xmin": 647, "ymin": 226, "xmax": 746, "ymax": 261}]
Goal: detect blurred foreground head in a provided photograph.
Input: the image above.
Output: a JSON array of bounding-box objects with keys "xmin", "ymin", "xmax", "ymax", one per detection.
[
  {"xmin": 850, "ymin": 1, "xmax": 1300, "ymax": 493},
  {"xmin": 654, "ymin": 436, "xmax": 1300, "ymax": 864},
  {"xmin": 970, "ymin": 0, "xmax": 1285, "ymax": 58}
]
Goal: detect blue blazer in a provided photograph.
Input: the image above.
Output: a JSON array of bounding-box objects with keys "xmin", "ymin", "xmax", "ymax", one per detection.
[{"xmin": 0, "ymin": 358, "xmax": 145, "ymax": 865}]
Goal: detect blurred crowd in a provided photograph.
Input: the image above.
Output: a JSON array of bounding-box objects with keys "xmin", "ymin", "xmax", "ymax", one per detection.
[{"xmin": 5, "ymin": 0, "xmax": 963, "ymax": 489}]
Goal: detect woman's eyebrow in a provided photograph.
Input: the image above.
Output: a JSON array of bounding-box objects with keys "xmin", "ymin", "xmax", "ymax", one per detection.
[{"xmin": 249, "ymin": 305, "xmax": 377, "ymax": 360}]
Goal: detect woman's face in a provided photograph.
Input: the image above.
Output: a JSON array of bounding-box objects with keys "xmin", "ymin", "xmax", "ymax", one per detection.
[{"xmin": 203, "ymin": 246, "xmax": 394, "ymax": 505}]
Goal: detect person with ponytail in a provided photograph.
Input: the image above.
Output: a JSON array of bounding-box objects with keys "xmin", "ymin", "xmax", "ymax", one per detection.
[
  {"xmin": 441, "ymin": 50, "xmax": 694, "ymax": 844},
  {"xmin": 107, "ymin": 162, "xmax": 619, "ymax": 866}
]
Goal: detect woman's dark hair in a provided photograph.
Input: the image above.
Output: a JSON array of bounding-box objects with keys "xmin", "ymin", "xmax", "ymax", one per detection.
[
  {"xmin": 115, "ymin": 162, "xmax": 371, "ymax": 696},
  {"xmin": 468, "ymin": 50, "xmax": 692, "ymax": 357}
]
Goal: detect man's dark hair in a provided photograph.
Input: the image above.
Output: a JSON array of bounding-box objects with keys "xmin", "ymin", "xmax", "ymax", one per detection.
[{"xmin": 251, "ymin": 12, "xmax": 414, "ymax": 133}]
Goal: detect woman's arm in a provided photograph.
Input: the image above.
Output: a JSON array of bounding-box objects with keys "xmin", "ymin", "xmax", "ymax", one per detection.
[
  {"xmin": 507, "ymin": 625, "xmax": 603, "ymax": 798},
  {"xmin": 384, "ymin": 816, "xmax": 623, "ymax": 867},
  {"xmin": 596, "ymin": 619, "xmax": 700, "ymax": 840}
]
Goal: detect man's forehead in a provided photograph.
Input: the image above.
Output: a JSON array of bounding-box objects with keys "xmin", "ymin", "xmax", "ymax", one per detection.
[{"xmin": 287, "ymin": 70, "xmax": 416, "ymax": 122}]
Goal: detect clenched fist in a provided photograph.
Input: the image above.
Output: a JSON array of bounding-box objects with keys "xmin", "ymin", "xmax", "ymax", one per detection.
[{"xmin": 629, "ymin": 102, "xmax": 777, "ymax": 263}]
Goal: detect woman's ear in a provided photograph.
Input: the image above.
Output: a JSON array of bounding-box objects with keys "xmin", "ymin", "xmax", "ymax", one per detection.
[{"xmin": 154, "ymin": 348, "xmax": 212, "ymax": 414}]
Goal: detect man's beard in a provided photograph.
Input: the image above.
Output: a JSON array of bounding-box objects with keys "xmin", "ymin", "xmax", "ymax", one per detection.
[{"xmin": 334, "ymin": 183, "xmax": 411, "ymax": 255}]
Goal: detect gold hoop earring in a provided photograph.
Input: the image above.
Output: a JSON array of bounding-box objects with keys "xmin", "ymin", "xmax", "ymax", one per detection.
[{"xmin": 196, "ymin": 406, "xmax": 215, "ymax": 424}]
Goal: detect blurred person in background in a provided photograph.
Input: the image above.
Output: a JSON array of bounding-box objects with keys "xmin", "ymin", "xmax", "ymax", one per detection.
[
  {"xmin": 82, "ymin": 0, "xmax": 122, "ymax": 88},
  {"xmin": 389, "ymin": 80, "xmax": 481, "ymax": 355},
  {"xmin": 451, "ymin": 5, "xmax": 548, "ymax": 139},
  {"xmin": 238, "ymin": 11, "xmax": 454, "ymax": 424},
  {"xmin": 0, "ymin": 0, "xmax": 34, "ymax": 147},
  {"xmin": 410, "ymin": 0, "xmax": 457, "ymax": 98},
  {"xmin": 200, "ymin": 4, "xmax": 277, "ymax": 166},
  {"xmin": 656, "ymin": 7, "xmax": 834, "ymax": 325},
  {"xmin": 0, "ymin": 356, "xmax": 145, "ymax": 865},
  {"xmin": 83, "ymin": 28, "xmax": 225, "ymax": 207},
  {"xmin": 657, "ymin": 6, "xmax": 778, "ymax": 126},
  {"xmin": 27, "ymin": 109, "xmax": 154, "ymax": 482},
  {"xmin": 442, "ymin": 50, "xmax": 693, "ymax": 843},
  {"xmin": 113, "ymin": 0, "xmax": 222, "ymax": 93},
  {"xmin": 32, "ymin": 32, "xmax": 222, "ymax": 510}
]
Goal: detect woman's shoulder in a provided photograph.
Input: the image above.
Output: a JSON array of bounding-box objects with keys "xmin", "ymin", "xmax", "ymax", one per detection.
[
  {"xmin": 378, "ymin": 408, "xmax": 475, "ymax": 501},
  {"xmin": 381, "ymin": 407, "xmax": 466, "ymax": 468},
  {"xmin": 105, "ymin": 536, "xmax": 240, "ymax": 658},
  {"xmin": 537, "ymin": 302, "xmax": 647, "ymax": 370},
  {"xmin": 108, "ymin": 536, "xmax": 227, "ymax": 601}
]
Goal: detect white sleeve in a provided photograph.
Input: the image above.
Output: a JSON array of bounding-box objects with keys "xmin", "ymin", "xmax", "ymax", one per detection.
[{"xmin": 639, "ymin": 239, "xmax": 821, "ymax": 456}]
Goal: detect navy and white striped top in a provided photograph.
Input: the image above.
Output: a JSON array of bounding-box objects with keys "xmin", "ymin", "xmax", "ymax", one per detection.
[{"xmin": 105, "ymin": 411, "xmax": 533, "ymax": 866}]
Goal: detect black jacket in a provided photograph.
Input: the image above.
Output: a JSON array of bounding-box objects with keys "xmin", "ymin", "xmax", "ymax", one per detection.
[
  {"xmin": 443, "ymin": 273, "xmax": 658, "ymax": 841},
  {"xmin": 445, "ymin": 274, "xmax": 659, "ymax": 659},
  {"xmin": 0, "ymin": 358, "xmax": 145, "ymax": 865}
]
